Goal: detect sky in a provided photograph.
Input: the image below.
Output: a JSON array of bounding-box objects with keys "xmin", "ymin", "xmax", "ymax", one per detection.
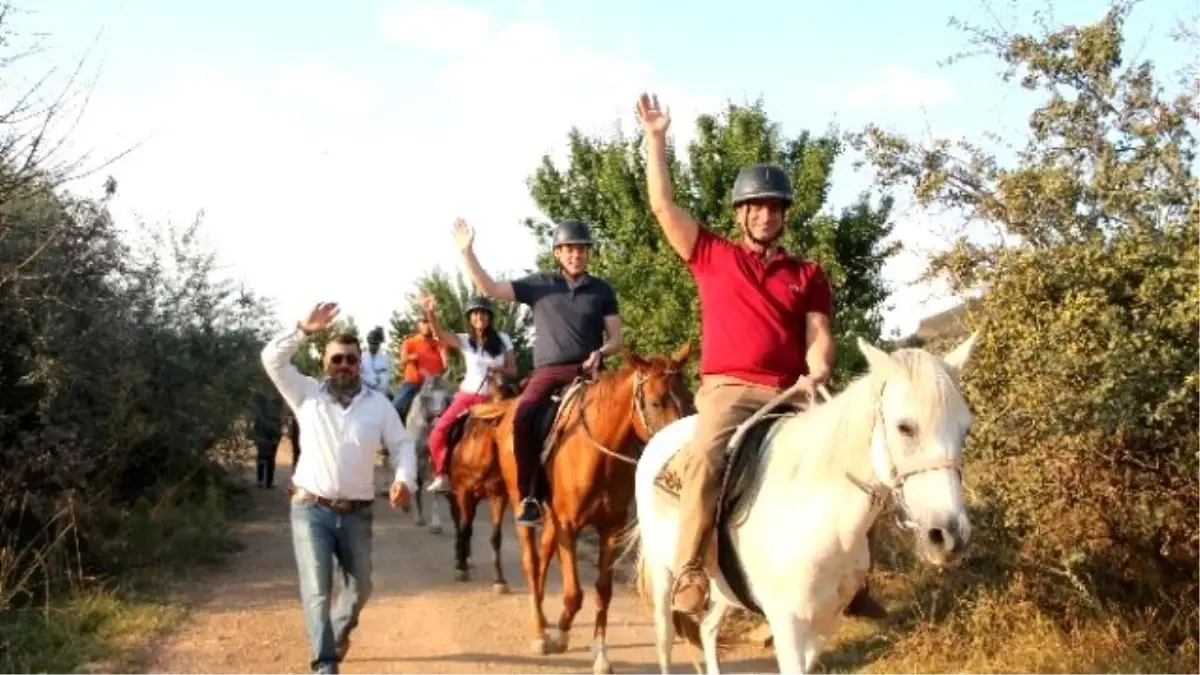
[{"xmin": 4, "ymin": 0, "xmax": 1194, "ymax": 340}]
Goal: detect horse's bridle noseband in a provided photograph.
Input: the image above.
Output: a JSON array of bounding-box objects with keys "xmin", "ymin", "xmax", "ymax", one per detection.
[{"xmin": 845, "ymin": 384, "xmax": 964, "ymax": 532}]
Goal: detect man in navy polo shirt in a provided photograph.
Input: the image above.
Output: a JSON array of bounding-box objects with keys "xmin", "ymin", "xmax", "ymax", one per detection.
[
  {"xmin": 636, "ymin": 92, "xmax": 886, "ymax": 619},
  {"xmin": 451, "ymin": 217, "xmax": 623, "ymax": 527}
]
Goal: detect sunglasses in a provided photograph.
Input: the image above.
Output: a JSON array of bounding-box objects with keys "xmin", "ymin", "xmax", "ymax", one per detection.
[{"xmin": 329, "ymin": 353, "xmax": 360, "ymax": 366}]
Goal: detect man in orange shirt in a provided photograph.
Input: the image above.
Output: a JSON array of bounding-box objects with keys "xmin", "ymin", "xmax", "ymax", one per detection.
[{"xmin": 390, "ymin": 316, "xmax": 447, "ymax": 421}]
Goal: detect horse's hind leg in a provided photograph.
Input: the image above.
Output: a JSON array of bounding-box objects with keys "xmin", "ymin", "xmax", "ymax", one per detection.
[
  {"xmin": 488, "ymin": 493, "xmax": 509, "ymax": 593},
  {"xmin": 589, "ymin": 525, "xmax": 621, "ymax": 674},
  {"xmin": 700, "ymin": 596, "xmax": 730, "ymax": 674}
]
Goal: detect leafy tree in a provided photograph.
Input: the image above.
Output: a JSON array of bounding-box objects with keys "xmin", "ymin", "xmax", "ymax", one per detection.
[
  {"xmin": 524, "ymin": 101, "xmax": 897, "ymax": 383},
  {"xmin": 854, "ymin": 0, "xmax": 1198, "ymax": 642},
  {"xmin": 387, "ymin": 268, "xmax": 533, "ymax": 385}
]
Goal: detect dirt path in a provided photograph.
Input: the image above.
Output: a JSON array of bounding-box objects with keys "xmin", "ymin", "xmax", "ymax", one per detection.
[{"xmin": 147, "ymin": 449, "xmax": 776, "ymax": 674}]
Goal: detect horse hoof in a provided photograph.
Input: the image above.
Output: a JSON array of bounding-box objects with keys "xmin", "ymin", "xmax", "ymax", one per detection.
[
  {"xmin": 429, "ymin": 524, "xmax": 442, "ymax": 535},
  {"xmin": 454, "ymin": 569, "xmax": 469, "ymax": 582},
  {"xmin": 592, "ymin": 656, "xmax": 613, "ymax": 675},
  {"xmin": 530, "ymin": 637, "xmax": 548, "ymax": 655},
  {"xmin": 492, "ymin": 582, "xmax": 508, "ymax": 594},
  {"xmin": 414, "ymin": 516, "xmax": 427, "ymax": 527},
  {"xmin": 544, "ymin": 628, "xmax": 568, "ymax": 654}
]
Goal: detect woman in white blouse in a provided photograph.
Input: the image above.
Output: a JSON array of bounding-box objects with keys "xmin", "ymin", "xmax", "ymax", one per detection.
[{"xmin": 419, "ymin": 294, "xmax": 516, "ymax": 493}]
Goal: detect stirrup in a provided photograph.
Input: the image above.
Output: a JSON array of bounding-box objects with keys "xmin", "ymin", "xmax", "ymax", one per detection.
[{"xmin": 670, "ymin": 562, "xmax": 710, "ymax": 614}]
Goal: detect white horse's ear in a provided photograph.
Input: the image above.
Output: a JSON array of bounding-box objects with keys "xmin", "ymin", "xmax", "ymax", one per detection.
[
  {"xmin": 942, "ymin": 330, "xmax": 980, "ymax": 378},
  {"xmin": 857, "ymin": 337, "xmax": 899, "ymax": 376}
]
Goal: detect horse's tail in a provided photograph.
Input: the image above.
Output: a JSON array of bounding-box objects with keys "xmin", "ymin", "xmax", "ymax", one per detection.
[{"xmin": 620, "ymin": 514, "xmax": 709, "ymax": 654}]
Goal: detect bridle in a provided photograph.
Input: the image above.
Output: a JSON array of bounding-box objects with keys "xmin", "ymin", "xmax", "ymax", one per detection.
[
  {"xmin": 844, "ymin": 382, "xmax": 964, "ymax": 532},
  {"xmin": 579, "ymin": 367, "xmax": 685, "ymax": 466}
]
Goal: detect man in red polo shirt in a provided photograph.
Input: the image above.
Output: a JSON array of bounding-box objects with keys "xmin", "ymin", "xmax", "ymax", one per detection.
[{"xmin": 636, "ymin": 92, "xmax": 886, "ymax": 619}]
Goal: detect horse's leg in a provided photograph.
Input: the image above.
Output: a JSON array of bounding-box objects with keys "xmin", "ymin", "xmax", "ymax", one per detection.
[
  {"xmin": 517, "ymin": 525, "xmax": 552, "ymax": 655},
  {"xmin": 452, "ymin": 491, "xmax": 477, "ymax": 582},
  {"xmin": 700, "ymin": 596, "xmax": 730, "ymax": 674},
  {"xmin": 488, "ymin": 493, "xmax": 509, "ymax": 593},
  {"xmin": 764, "ymin": 607, "xmax": 810, "ymax": 675},
  {"xmin": 589, "ymin": 526, "xmax": 620, "ymax": 675},
  {"xmin": 429, "ymin": 491, "xmax": 445, "ymax": 534},
  {"xmin": 413, "ymin": 451, "xmax": 427, "ymax": 527},
  {"xmin": 545, "ymin": 525, "xmax": 583, "ymax": 656}
]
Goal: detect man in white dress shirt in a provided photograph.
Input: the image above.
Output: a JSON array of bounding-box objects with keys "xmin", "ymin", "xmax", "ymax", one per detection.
[{"xmin": 261, "ymin": 301, "xmax": 415, "ymax": 675}]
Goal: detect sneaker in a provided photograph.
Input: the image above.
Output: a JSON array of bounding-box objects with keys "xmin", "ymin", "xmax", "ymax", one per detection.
[
  {"xmin": 516, "ymin": 498, "xmax": 543, "ymax": 527},
  {"xmin": 670, "ymin": 563, "xmax": 710, "ymax": 615},
  {"xmin": 426, "ymin": 474, "xmax": 451, "ymax": 493}
]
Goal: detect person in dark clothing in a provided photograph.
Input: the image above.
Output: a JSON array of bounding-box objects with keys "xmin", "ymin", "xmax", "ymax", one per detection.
[
  {"xmin": 452, "ymin": 216, "xmax": 623, "ymax": 527},
  {"xmin": 250, "ymin": 379, "xmax": 286, "ymax": 488}
]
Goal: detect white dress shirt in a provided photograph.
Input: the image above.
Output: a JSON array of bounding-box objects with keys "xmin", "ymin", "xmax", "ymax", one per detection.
[
  {"xmin": 261, "ymin": 327, "xmax": 416, "ymax": 501},
  {"xmin": 361, "ymin": 350, "xmax": 392, "ymax": 394}
]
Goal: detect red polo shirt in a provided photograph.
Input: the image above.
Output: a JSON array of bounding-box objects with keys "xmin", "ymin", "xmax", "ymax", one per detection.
[{"xmin": 687, "ymin": 227, "xmax": 833, "ymax": 389}]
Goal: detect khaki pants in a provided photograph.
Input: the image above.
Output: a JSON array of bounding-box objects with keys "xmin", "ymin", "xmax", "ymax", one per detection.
[{"xmin": 673, "ymin": 375, "xmax": 782, "ymax": 573}]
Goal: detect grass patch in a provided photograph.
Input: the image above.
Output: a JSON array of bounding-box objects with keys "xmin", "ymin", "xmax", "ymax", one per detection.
[
  {"xmin": 0, "ymin": 472, "xmax": 252, "ymax": 673},
  {"xmin": 716, "ymin": 526, "xmax": 1197, "ymax": 674}
]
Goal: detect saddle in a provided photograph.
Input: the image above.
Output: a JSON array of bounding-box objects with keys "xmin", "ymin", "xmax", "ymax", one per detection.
[
  {"xmin": 531, "ymin": 377, "xmax": 591, "ymax": 465},
  {"xmin": 653, "ymin": 400, "xmax": 805, "ymax": 616}
]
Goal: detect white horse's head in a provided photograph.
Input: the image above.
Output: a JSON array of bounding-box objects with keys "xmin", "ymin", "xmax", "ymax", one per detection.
[
  {"xmin": 858, "ymin": 331, "xmax": 980, "ymax": 566},
  {"xmin": 414, "ymin": 374, "xmax": 452, "ymax": 423}
]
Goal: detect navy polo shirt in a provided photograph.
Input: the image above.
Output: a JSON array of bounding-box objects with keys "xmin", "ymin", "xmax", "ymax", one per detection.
[{"xmin": 511, "ymin": 272, "xmax": 619, "ymax": 368}]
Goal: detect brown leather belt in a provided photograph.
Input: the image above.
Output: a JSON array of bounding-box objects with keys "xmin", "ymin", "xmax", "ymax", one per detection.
[{"xmin": 289, "ymin": 486, "xmax": 373, "ymax": 513}]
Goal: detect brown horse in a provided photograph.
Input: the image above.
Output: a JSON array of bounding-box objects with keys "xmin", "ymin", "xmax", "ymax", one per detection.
[
  {"xmin": 442, "ymin": 373, "xmax": 520, "ymax": 591},
  {"xmin": 495, "ymin": 343, "xmax": 694, "ymax": 674}
]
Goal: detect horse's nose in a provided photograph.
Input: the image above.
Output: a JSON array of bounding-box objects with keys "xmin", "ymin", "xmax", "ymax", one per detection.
[{"xmin": 925, "ymin": 523, "xmax": 963, "ymax": 556}]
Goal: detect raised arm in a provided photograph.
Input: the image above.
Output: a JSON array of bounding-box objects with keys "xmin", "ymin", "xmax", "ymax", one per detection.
[
  {"xmin": 418, "ymin": 295, "xmax": 462, "ymax": 350},
  {"xmin": 452, "ymin": 218, "xmax": 517, "ymax": 302},
  {"xmin": 261, "ymin": 303, "xmax": 338, "ymax": 410},
  {"xmin": 637, "ymin": 93, "xmax": 702, "ymax": 261}
]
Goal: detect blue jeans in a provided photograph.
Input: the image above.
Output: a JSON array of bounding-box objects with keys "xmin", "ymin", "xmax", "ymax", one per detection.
[
  {"xmin": 391, "ymin": 381, "xmax": 420, "ymax": 420},
  {"xmin": 291, "ymin": 500, "xmax": 374, "ymax": 672}
]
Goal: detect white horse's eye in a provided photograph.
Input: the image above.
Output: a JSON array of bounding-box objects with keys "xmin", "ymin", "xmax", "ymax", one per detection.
[{"xmin": 896, "ymin": 420, "xmax": 917, "ymax": 437}]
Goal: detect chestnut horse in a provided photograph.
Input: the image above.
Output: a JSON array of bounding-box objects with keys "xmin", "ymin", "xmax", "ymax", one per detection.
[
  {"xmin": 494, "ymin": 344, "xmax": 694, "ymax": 675},
  {"xmin": 441, "ymin": 373, "xmax": 521, "ymax": 591}
]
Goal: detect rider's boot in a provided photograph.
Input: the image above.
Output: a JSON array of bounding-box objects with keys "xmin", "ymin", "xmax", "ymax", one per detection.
[
  {"xmin": 844, "ymin": 523, "xmax": 888, "ymax": 620},
  {"xmin": 516, "ymin": 497, "xmax": 542, "ymax": 527},
  {"xmin": 670, "ymin": 558, "xmax": 710, "ymax": 616},
  {"xmin": 426, "ymin": 474, "xmax": 451, "ymax": 493}
]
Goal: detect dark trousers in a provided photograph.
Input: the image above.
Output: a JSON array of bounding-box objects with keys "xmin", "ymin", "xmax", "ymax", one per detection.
[
  {"xmin": 256, "ymin": 442, "xmax": 277, "ymax": 487},
  {"xmin": 512, "ymin": 363, "xmax": 581, "ymax": 502}
]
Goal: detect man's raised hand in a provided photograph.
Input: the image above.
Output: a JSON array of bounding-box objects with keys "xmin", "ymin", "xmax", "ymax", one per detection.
[
  {"xmin": 636, "ymin": 93, "xmax": 671, "ymax": 136},
  {"xmin": 299, "ymin": 302, "xmax": 339, "ymax": 334}
]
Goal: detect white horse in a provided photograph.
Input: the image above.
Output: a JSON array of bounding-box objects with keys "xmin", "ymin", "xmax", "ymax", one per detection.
[
  {"xmin": 404, "ymin": 374, "xmax": 452, "ymax": 533},
  {"xmin": 629, "ymin": 333, "xmax": 980, "ymax": 674}
]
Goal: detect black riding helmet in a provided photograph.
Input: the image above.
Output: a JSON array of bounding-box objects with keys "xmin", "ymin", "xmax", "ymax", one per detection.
[
  {"xmin": 464, "ymin": 296, "xmax": 494, "ymax": 318},
  {"xmin": 731, "ymin": 164, "xmax": 794, "ymax": 207},
  {"xmin": 551, "ymin": 219, "xmax": 594, "ymax": 247}
]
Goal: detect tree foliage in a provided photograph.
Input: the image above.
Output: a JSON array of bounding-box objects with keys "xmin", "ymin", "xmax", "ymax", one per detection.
[
  {"xmin": 525, "ymin": 101, "xmax": 898, "ymax": 382},
  {"xmin": 855, "ymin": 0, "xmax": 1198, "ymax": 641},
  {"xmin": 386, "ymin": 267, "xmax": 533, "ymax": 385},
  {"xmin": 0, "ymin": 6, "xmax": 276, "ymax": 620}
]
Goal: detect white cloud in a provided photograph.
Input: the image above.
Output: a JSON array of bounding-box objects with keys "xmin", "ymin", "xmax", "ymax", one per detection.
[
  {"xmin": 828, "ymin": 64, "xmax": 955, "ymax": 112},
  {"xmin": 378, "ymin": 1, "xmax": 492, "ymax": 54},
  {"xmin": 57, "ymin": 1, "xmax": 715, "ymax": 339}
]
